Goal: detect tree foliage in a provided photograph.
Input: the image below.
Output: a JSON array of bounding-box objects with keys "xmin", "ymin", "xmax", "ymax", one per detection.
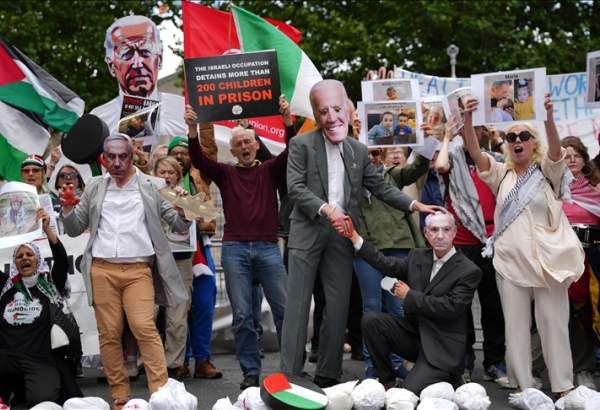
[
  {"xmin": 0, "ymin": 0, "xmax": 179, "ymax": 110},
  {"xmin": 2, "ymin": 0, "xmax": 600, "ymax": 107}
]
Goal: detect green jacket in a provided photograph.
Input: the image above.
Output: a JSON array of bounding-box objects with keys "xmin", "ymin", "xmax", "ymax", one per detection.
[{"xmin": 357, "ymin": 155, "xmax": 430, "ymax": 250}]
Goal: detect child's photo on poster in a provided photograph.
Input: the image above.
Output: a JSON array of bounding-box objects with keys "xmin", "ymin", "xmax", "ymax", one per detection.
[
  {"xmin": 361, "ymin": 79, "xmax": 420, "ymax": 102},
  {"xmin": 358, "ymin": 101, "xmax": 423, "ymax": 148}
]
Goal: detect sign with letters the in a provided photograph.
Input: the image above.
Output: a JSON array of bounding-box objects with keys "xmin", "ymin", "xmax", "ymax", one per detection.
[{"xmin": 184, "ymin": 50, "xmax": 281, "ymax": 122}]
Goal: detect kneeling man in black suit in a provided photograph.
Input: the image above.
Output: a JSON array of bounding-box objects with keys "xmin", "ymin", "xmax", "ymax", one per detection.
[{"xmin": 338, "ymin": 211, "xmax": 482, "ymax": 394}]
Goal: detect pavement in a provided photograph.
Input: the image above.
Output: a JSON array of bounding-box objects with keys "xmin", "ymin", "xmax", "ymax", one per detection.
[{"xmin": 72, "ymin": 350, "xmax": 526, "ymax": 410}]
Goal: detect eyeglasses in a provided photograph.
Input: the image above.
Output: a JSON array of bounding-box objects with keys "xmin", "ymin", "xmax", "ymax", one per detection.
[
  {"xmin": 505, "ymin": 131, "xmax": 534, "ymax": 143},
  {"xmin": 58, "ymin": 172, "xmax": 78, "ymax": 180}
]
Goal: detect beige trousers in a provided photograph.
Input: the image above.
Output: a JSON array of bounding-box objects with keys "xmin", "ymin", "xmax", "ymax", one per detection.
[
  {"xmin": 496, "ymin": 274, "xmax": 574, "ymax": 392},
  {"xmin": 164, "ymin": 258, "xmax": 194, "ymax": 368},
  {"xmin": 91, "ymin": 259, "xmax": 167, "ymax": 400}
]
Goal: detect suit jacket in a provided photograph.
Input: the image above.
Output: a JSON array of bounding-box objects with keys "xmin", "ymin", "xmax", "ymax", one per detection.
[
  {"xmin": 357, "ymin": 241, "xmax": 482, "ymax": 374},
  {"xmin": 286, "ymin": 130, "xmax": 414, "ymax": 250},
  {"xmin": 63, "ymin": 172, "xmax": 190, "ymax": 307}
]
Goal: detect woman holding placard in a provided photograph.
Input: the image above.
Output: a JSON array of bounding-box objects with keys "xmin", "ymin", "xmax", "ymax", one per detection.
[{"xmin": 462, "ymin": 93, "xmax": 584, "ymax": 396}]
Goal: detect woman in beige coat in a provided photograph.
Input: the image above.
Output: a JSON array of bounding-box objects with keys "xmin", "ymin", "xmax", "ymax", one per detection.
[{"xmin": 461, "ymin": 93, "xmax": 584, "ymax": 396}]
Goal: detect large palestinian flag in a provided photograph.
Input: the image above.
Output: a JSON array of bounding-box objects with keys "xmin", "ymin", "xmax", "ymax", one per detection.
[
  {"xmin": 261, "ymin": 373, "xmax": 328, "ymax": 409},
  {"xmin": 231, "ymin": 4, "xmax": 322, "ymax": 120},
  {"xmin": 0, "ymin": 37, "xmax": 84, "ymax": 181}
]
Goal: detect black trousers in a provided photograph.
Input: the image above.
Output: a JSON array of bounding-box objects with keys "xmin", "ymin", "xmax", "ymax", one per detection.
[
  {"xmin": 457, "ymin": 244, "xmax": 506, "ymax": 370},
  {"xmin": 362, "ymin": 312, "xmax": 456, "ymax": 395},
  {"xmin": 0, "ymin": 353, "xmax": 61, "ymax": 407}
]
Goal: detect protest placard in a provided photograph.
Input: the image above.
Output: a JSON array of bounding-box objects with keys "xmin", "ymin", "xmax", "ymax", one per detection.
[
  {"xmin": 586, "ymin": 51, "xmax": 600, "ymax": 108},
  {"xmin": 358, "ymin": 101, "xmax": 423, "ymax": 148},
  {"xmin": 470, "ymin": 68, "xmax": 546, "ymax": 126},
  {"xmin": 118, "ymin": 95, "xmax": 161, "ymax": 146},
  {"xmin": 442, "ymin": 87, "xmax": 471, "ymax": 134},
  {"xmin": 0, "ymin": 182, "xmax": 41, "ymax": 249},
  {"xmin": 361, "ymin": 79, "xmax": 420, "ymax": 102},
  {"xmin": 184, "ymin": 50, "xmax": 281, "ymax": 122}
]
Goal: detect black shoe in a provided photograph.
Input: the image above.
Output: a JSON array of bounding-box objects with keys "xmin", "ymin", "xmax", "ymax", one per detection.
[
  {"xmin": 313, "ymin": 375, "xmax": 339, "ymax": 388},
  {"xmin": 308, "ymin": 350, "xmax": 318, "ymax": 363},
  {"xmin": 240, "ymin": 374, "xmax": 260, "ymax": 390}
]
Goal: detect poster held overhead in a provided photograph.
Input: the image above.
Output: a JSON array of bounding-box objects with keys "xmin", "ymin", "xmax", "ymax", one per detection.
[
  {"xmin": 442, "ymin": 87, "xmax": 471, "ymax": 134},
  {"xmin": 118, "ymin": 96, "xmax": 160, "ymax": 146},
  {"xmin": 470, "ymin": 67, "xmax": 546, "ymax": 126},
  {"xmin": 361, "ymin": 79, "xmax": 420, "ymax": 102},
  {"xmin": 0, "ymin": 182, "xmax": 42, "ymax": 249},
  {"xmin": 184, "ymin": 50, "xmax": 281, "ymax": 123},
  {"xmin": 586, "ymin": 50, "xmax": 600, "ymax": 108},
  {"xmin": 358, "ymin": 100, "xmax": 424, "ymax": 148}
]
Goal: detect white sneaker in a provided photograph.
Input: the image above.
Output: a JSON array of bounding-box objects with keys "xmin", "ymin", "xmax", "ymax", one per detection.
[{"xmin": 575, "ymin": 371, "xmax": 597, "ymax": 390}]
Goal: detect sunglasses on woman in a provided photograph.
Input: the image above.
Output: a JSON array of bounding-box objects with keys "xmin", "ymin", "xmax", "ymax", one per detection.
[{"xmin": 505, "ymin": 131, "xmax": 534, "ymax": 143}]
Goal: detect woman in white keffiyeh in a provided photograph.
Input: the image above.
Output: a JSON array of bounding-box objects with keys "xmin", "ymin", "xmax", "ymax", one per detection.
[{"xmin": 462, "ymin": 93, "xmax": 584, "ymax": 398}]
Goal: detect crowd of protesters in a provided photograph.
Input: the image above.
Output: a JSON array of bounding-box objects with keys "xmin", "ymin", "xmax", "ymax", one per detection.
[{"xmin": 1, "ymin": 16, "xmax": 600, "ymax": 410}]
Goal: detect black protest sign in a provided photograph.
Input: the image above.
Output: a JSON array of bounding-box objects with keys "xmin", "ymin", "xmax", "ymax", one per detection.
[{"xmin": 184, "ymin": 50, "xmax": 281, "ymax": 122}]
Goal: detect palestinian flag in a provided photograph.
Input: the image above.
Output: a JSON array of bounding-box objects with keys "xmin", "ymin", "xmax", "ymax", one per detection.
[
  {"xmin": 231, "ymin": 4, "xmax": 322, "ymax": 120},
  {"xmin": 0, "ymin": 37, "xmax": 84, "ymax": 181},
  {"xmin": 261, "ymin": 373, "xmax": 328, "ymax": 409}
]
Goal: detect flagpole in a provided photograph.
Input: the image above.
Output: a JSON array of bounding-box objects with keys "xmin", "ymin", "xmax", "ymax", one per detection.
[{"xmin": 227, "ymin": 2, "xmax": 233, "ymax": 52}]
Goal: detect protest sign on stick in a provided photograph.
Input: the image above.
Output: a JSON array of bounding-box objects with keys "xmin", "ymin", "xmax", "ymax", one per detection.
[
  {"xmin": 184, "ymin": 50, "xmax": 281, "ymax": 122},
  {"xmin": 358, "ymin": 101, "xmax": 423, "ymax": 148}
]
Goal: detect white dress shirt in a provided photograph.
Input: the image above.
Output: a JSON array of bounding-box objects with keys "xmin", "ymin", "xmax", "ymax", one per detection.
[
  {"xmin": 92, "ymin": 170, "xmax": 155, "ymax": 261},
  {"xmin": 430, "ymin": 247, "xmax": 456, "ymax": 282},
  {"xmin": 320, "ymin": 135, "xmax": 346, "ymax": 214}
]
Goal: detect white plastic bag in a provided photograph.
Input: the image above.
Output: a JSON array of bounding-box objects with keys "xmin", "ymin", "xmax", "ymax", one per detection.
[
  {"xmin": 28, "ymin": 402, "xmax": 63, "ymax": 410},
  {"xmin": 585, "ymin": 393, "xmax": 600, "ymax": 410},
  {"xmin": 453, "ymin": 383, "xmax": 491, "ymax": 410},
  {"xmin": 212, "ymin": 397, "xmax": 235, "ymax": 410},
  {"xmin": 508, "ymin": 388, "xmax": 554, "ymax": 410},
  {"xmin": 324, "ymin": 380, "xmax": 357, "ymax": 410},
  {"xmin": 386, "ymin": 388, "xmax": 419, "ymax": 410},
  {"xmin": 417, "ymin": 398, "xmax": 458, "ymax": 410},
  {"xmin": 149, "ymin": 378, "xmax": 197, "ymax": 410},
  {"xmin": 419, "ymin": 382, "xmax": 455, "ymax": 402},
  {"xmin": 351, "ymin": 379, "xmax": 386, "ymax": 410},
  {"xmin": 123, "ymin": 398, "xmax": 150, "ymax": 410},
  {"xmin": 234, "ymin": 387, "xmax": 268, "ymax": 410},
  {"xmin": 555, "ymin": 386, "xmax": 598, "ymax": 410},
  {"xmin": 63, "ymin": 397, "xmax": 110, "ymax": 410}
]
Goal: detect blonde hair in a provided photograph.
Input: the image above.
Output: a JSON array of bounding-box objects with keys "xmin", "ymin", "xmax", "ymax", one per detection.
[
  {"xmin": 504, "ymin": 122, "xmax": 546, "ymax": 170},
  {"xmin": 153, "ymin": 155, "xmax": 182, "ymax": 186}
]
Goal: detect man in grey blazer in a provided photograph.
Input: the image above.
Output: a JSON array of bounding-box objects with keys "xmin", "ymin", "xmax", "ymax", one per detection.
[
  {"xmin": 281, "ymin": 79, "xmax": 441, "ymax": 387},
  {"xmin": 62, "ymin": 133, "xmax": 189, "ymax": 406}
]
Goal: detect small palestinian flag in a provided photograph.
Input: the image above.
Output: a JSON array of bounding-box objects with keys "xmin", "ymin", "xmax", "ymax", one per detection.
[
  {"xmin": 0, "ymin": 37, "xmax": 84, "ymax": 181},
  {"xmin": 261, "ymin": 373, "xmax": 328, "ymax": 410}
]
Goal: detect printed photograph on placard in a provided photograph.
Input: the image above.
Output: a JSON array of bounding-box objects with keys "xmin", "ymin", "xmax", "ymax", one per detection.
[
  {"xmin": 470, "ymin": 68, "xmax": 546, "ymax": 126},
  {"xmin": 586, "ymin": 51, "xmax": 600, "ymax": 107},
  {"xmin": 442, "ymin": 87, "xmax": 471, "ymax": 134},
  {"xmin": 361, "ymin": 79, "xmax": 420, "ymax": 102},
  {"xmin": 422, "ymin": 96, "xmax": 447, "ymax": 140},
  {"xmin": 0, "ymin": 182, "xmax": 42, "ymax": 249},
  {"xmin": 358, "ymin": 101, "xmax": 423, "ymax": 148}
]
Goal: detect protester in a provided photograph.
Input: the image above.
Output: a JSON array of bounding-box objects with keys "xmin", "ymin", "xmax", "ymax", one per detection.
[
  {"xmin": 355, "ymin": 144, "xmax": 430, "ymax": 379},
  {"xmin": 280, "ymin": 79, "xmax": 442, "ymax": 388},
  {"xmin": 434, "ymin": 117, "xmax": 508, "ymax": 387},
  {"xmin": 560, "ymin": 136, "xmax": 600, "ymax": 389},
  {"xmin": 462, "ymin": 94, "xmax": 585, "ymax": 396},
  {"xmin": 21, "ymin": 154, "xmax": 49, "ymax": 194},
  {"xmin": 368, "ymin": 148, "xmax": 384, "ymax": 174},
  {"xmin": 340, "ymin": 211, "xmax": 481, "ymax": 394},
  {"xmin": 0, "ymin": 209, "xmax": 82, "ymax": 407},
  {"xmin": 51, "ymin": 165, "xmax": 86, "ymax": 214},
  {"xmin": 185, "ymin": 97, "xmax": 292, "ymax": 390},
  {"xmin": 62, "ymin": 133, "xmax": 190, "ymax": 409}
]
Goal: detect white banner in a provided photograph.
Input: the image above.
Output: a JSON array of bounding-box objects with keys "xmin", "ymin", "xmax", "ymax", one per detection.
[
  {"xmin": 0, "ymin": 233, "xmax": 99, "ymax": 356},
  {"xmin": 395, "ymin": 68, "xmax": 600, "ymax": 156}
]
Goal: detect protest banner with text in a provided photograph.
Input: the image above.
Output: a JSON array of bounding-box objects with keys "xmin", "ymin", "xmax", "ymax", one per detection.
[{"xmin": 185, "ymin": 50, "xmax": 281, "ymax": 123}]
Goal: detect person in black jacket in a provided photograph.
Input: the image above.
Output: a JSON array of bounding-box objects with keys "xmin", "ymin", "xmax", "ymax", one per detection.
[
  {"xmin": 0, "ymin": 208, "xmax": 82, "ymax": 407},
  {"xmin": 336, "ymin": 211, "xmax": 482, "ymax": 394}
]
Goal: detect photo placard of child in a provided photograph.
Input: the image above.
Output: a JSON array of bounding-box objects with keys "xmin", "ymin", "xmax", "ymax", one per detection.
[{"xmin": 358, "ymin": 101, "xmax": 424, "ymax": 148}]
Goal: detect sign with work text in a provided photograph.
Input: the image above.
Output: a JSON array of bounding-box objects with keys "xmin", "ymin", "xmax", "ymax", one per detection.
[{"xmin": 185, "ymin": 50, "xmax": 281, "ymax": 122}]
